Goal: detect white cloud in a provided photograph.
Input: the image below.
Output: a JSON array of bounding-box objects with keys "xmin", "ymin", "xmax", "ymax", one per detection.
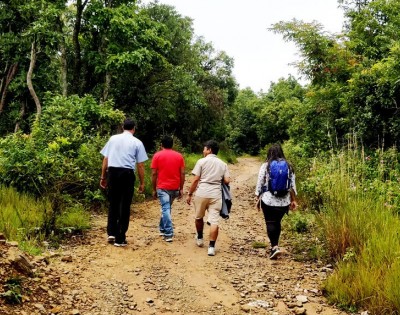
[{"xmin": 144, "ymin": 0, "xmax": 345, "ymax": 91}]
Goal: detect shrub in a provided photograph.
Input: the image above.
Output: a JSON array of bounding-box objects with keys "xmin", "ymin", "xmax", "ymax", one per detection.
[
  {"xmin": 0, "ymin": 95, "xmax": 125, "ymax": 243},
  {"xmin": 0, "ymin": 95, "xmax": 124, "ymax": 206}
]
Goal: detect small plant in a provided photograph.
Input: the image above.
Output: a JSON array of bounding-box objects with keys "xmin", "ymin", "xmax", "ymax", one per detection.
[
  {"xmin": 1, "ymin": 277, "xmax": 23, "ymax": 304},
  {"xmin": 19, "ymin": 240, "xmax": 43, "ymax": 256},
  {"xmin": 286, "ymin": 211, "xmax": 312, "ymax": 234},
  {"xmin": 56, "ymin": 205, "xmax": 90, "ymax": 231},
  {"xmin": 342, "ymin": 247, "xmax": 356, "ymax": 262},
  {"xmin": 252, "ymin": 241, "xmax": 267, "ymax": 248}
]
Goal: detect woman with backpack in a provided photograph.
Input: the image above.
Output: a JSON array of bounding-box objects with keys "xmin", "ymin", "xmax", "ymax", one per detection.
[{"xmin": 255, "ymin": 143, "xmax": 298, "ymax": 259}]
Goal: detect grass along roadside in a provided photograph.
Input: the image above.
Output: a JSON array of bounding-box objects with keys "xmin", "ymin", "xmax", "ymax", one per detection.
[
  {"xmin": 306, "ymin": 148, "xmax": 400, "ymax": 314},
  {"xmin": 0, "ymin": 185, "xmax": 90, "ymax": 254}
]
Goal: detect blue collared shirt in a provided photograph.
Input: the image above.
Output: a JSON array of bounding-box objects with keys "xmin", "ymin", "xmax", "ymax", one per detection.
[{"xmin": 100, "ymin": 131, "xmax": 148, "ymax": 170}]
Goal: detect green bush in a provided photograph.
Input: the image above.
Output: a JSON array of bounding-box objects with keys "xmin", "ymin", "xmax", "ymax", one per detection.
[
  {"xmin": 0, "ymin": 95, "xmax": 124, "ymax": 206},
  {"xmin": 184, "ymin": 153, "xmax": 202, "ymax": 172},
  {"xmin": 0, "ymin": 95, "xmax": 125, "ymax": 244},
  {"xmin": 218, "ymin": 141, "xmax": 238, "ymax": 164}
]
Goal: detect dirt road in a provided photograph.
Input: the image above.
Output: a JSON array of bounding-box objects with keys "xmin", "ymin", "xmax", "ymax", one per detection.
[{"xmin": 3, "ymin": 157, "xmax": 350, "ymax": 315}]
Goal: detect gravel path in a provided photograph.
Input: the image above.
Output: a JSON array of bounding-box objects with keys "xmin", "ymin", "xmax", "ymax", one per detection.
[{"xmin": 2, "ymin": 157, "xmax": 351, "ymax": 315}]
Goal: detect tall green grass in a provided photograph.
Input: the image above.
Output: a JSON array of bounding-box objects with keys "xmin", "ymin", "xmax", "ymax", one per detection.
[
  {"xmin": 308, "ymin": 147, "xmax": 400, "ymax": 314},
  {"xmin": 0, "ymin": 185, "xmax": 91, "ymax": 254},
  {"xmin": 0, "ymin": 186, "xmax": 50, "ymax": 252}
]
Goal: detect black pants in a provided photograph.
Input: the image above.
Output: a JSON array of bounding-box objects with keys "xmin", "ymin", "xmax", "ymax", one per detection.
[
  {"xmin": 261, "ymin": 201, "xmax": 288, "ymax": 248},
  {"xmin": 107, "ymin": 167, "xmax": 135, "ymax": 243}
]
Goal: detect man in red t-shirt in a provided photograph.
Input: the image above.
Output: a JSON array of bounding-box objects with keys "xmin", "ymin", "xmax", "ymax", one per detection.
[{"xmin": 151, "ymin": 135, "xmax": 185, "ymax": 242}]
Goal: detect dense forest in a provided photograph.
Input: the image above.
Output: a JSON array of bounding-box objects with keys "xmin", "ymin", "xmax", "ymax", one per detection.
[
  {"xmin": 1, "ymin": 0, "xmax": 400, "ymax": 158},
  {"xmin": 1, "ymin": 0, "xmax": 400, "ymax": 313}
]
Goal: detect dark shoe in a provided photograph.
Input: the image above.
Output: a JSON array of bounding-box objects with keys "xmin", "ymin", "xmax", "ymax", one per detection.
[
  {"xmin": 114, "ymin": 240, "xmax": 128, "ymax": 247},
  {"xmin": 107, "ymin": 236, "xmax": 115, "ymax": 244},
  {"xmin": 269, "ymin": 247, "xmax": 281, "ymax": 259}
]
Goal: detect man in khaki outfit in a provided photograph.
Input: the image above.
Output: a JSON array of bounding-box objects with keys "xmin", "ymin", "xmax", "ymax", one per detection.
[{"xmin": 186, "ymin": 140, "xmax": 230, "ymax": 256}]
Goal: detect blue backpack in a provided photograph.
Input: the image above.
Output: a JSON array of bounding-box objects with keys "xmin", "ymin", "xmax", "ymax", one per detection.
[{"xmin": 267, "ymin": 159, "xmax": 291, "ymax": 197}]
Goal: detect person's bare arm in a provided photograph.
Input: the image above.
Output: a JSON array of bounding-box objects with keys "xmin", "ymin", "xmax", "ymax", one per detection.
[
  {"xmin": 179, "ymin": 167, "xmax": 185, "ymax": 199},
  {"xmin": 137, "ymin": 162, "xmax": 145, "ymax": 193},
  {"xmin": 290, "ymin": 189, "xmax": 298, "ymax": 210},
  {"xmin": 186, "ymin": 175, "xmax": 200, "ymax": 205},
  {"xmin": 151, "ymin": 168, "xmax": 158, "ymax": 199},
  {"xmin": 100, "ymin": 157, "xmax": 108, "ymax": 189},
  {"xmin": 223, "ymin": 176, "xmax": 230, "ymax": 185}
]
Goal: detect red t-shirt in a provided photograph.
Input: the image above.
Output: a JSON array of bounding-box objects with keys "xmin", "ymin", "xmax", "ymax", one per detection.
[{"xmin": 151, "ymin": 149, "xmax": 185, "ymax": 190}]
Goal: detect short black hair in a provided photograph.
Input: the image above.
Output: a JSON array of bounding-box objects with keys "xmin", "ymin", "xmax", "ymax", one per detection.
[
  {"xmin": 123, "ymin": 118, "xmax": 136, "ymax": 130},
  {"xmin": 204, "ymin": 140, "xmax": 219, "ymax": 155},
  {"xmin": 161, "ymin": 135, "xmax": 173, "ymax": 149}
]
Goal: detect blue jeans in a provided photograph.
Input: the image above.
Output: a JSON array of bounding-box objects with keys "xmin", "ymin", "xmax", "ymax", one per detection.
[{"xmin": 157, "ymin": 189, "xmax": 179, "ymax": 237}]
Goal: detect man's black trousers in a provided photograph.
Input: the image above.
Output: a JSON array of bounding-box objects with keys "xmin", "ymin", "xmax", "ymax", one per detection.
[{"xmin": 107, "ymin": 167, "xmax": 135, "ymax": 243}]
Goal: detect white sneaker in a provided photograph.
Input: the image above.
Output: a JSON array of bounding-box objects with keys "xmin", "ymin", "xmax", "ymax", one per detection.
[
  {"xmin": 208, "ymin": 247, "xmax": 215, "ymax": 256},
  {"xmin": 196, "ymin": 238, "xmax": 204, "ymax": 247},
  {"xmin": 107, "ymin": 236, "xmax": 115, "ymax": 243},
  {"xmin": 114, "ymin": 241, "xmax": 127, "ymax": 247}
]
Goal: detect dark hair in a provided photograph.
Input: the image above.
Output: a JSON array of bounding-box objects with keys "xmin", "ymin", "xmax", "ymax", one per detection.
[
  {"xmin": 123, "ymin": 118, "xmax": 136, "ymax": 130},
  {"xmin": 204, "ymin": 140, "xmax": 219, "ymax": 155},
  {"xmin": 266, "ymin": 143, "xmax": 294, "ymax": 172},
  {"xmin": 266, "ymin": 143, "xmax": 285, "ymax": 161},
  {"xmin": 161, "ymin": 135, "xmax": 173, "ymax": 149}
]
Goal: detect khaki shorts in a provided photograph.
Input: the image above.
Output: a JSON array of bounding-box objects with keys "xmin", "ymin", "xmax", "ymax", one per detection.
[{"xmin": 193, "ymin": 196, "xmax": 222, "ymax": 226}]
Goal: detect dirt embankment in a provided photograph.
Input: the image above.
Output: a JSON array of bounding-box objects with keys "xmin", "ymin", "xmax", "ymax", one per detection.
[{"xmin": 0, "ymin": 157, "xmax": 350, "ymax": 315}]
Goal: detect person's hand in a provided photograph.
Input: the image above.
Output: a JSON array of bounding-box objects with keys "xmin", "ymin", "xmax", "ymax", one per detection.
[
  {"xmin": 186, "ymin": 195, "xmax": 192, "ymax": 205},
  {"xmin": 100, "ymin": 178, "xmax": 107, "ymax": 189},
  {"xmin": 178, "ymin": 189, "xmax": 183, "ymax": 200},
  {"xmin": 256, "ymin": 197, "xmax": 261, "ymax": 211},
  {"xmin": 290, "ymin": 200, "xmax": 298, "ymax": 210},
  {"xmin": 138, "ymin": 183, "xmax": 145, "ymax": 194},
  {"xmin": 152, "ymin": 190, "xmax": 157, "ymax": 200}
]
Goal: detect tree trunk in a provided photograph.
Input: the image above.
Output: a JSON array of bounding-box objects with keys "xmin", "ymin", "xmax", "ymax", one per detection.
[
  {"xmin": 102, "ymin": 72, "xmax": 111, "ymax": 103},
  {"xmin": 27, "ymin": 41, "xmax": 41, "ymax": 120},
  {"xmin": 100, "ymin": 0, "xmax": 113, "ymax": 104},
  {"xmin": 60, "ymin": 41, "xmax": 68, "ymax": 97},
  {"xmin": 0, "ymin": 63, "xmax": 18, "ymax": 114},
  {"xmin": 57, "ymin": 16, "xmax": 68, "ymax": 97},
  {"xmin": 72, "ymin": 0, "xmax": 88, "ymax": 95},
  {"xmin": 0, "ymin": 63, "xmax": 7, "ymax": 99},
  {"xmin": 14, "ymin": 99, "xmax": 26, "ymax": 133}
]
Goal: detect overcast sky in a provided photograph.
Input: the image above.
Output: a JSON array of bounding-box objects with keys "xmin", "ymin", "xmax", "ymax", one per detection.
[{"xmin": 143, "ymin": 0, "xmax": 345, "ymax": 92}]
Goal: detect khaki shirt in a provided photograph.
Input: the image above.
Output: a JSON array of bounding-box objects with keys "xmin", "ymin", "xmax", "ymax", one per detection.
[{"xmin": 192, "ymin": 154, "xmax": 230, "ymax": 199}]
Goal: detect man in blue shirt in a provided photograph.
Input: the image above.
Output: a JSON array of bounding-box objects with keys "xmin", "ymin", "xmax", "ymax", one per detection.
[{"xmin": 100, "ymin": 118, "xmax": 148, "ymax": 247}]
